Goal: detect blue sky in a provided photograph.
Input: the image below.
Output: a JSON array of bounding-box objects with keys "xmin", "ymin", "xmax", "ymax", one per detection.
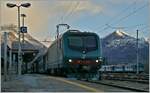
[{"xmin": 1, "ymin": 0, "xmax": 149, "ymax": 42}]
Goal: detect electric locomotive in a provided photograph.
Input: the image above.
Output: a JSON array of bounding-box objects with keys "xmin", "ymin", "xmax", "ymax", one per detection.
[{"xmin": 46, "ymin": 30, "xmax": 102, "ymax": 79}]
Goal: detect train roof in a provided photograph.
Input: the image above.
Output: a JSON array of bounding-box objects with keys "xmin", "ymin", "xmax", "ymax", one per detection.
[
  {"xmin": 58, "ymin": 29, "xmax": 98, "ymax": 39},
  {"xmin": 63, "ymin": 29, "xmax": 98, "ymax": 36}
]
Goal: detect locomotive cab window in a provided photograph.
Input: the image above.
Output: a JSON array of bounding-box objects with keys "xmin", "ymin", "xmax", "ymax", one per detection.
[
  {"xmin": 84, "ymin": 36, "xmax": 97, "ymax": 50},
  {"xmin": 68, "ymin": 36, "xmax": 83, "ymax": 49},
  {"xmin": 68, "ymin": 35, "xmax": 97, "ymax": 51}
]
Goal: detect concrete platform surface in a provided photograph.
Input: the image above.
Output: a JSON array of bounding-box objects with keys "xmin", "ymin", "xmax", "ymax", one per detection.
[
  {"xmin": 1, "ymin": 74, "xmax": 100, "ymax": 92},
  {"xmin": 1, "ymin": 74, "xmax": 139, "ymax": 92}
]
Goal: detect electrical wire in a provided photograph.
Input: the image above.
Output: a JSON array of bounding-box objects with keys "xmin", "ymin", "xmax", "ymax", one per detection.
[
  {"xmin": 93, "ymin": 0, "xmax": 138, "ymax": 31},
  {"xmin": 96, "ymin": 2, "xmax": 149, "ymax": 33},
  {"xmin": 63, "ymin": 1, "xmax": 80, "ymax": 23},
  {"xmin": 113, "ymin": 3, "xmax": 149, "ymax": 25},
  {"xmin": 60, "ymin": 1, "xmax": 74, "ymax": 23}
]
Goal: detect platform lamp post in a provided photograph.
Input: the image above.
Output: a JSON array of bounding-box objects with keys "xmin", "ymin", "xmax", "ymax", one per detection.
[
  {"xmin": 21, "ymin": 14, "xmax": 26, "ymax": 44},
  {"xmin": 6, "ymin": 3, "xmax": 31, "ymax": 75},
  {"xmin": 21, "ymin": 13, "xmax": 27, "ymax": 74}
]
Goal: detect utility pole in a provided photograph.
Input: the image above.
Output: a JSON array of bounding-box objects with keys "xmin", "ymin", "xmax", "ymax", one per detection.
[
  {"xmin": 100, "ymin": 38, "xmax": 103, "ymax": 60},
  {"xmin": 21, "ymin": 14, "xmax": 27, "ymax": 73},
  {"xmin": 21, "ymin": 14, "xmax": 26, "ymax": 43},
  {"xmin": 148, "ymin": 38, "xmax": 150, "ymax": 73},
  {"xmin": 4, "ymin": 32, "xmax": 8, "ymax": 81},
  {"xmin": 136, "ymin": 30, "xmax": 139, "ymax": 74},
  {"xmin": 56, "ymin": 25, "xmax": 59, "ymax": 39},
  {"xmin": 9, "ymin": 48, "xmax": 12, "ymax": 80}
]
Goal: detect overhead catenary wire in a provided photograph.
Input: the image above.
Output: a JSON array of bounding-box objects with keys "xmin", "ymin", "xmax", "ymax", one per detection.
[
  {"xmin": 93, "ymin": 0, "xmax": 138, "ymax": 31},
  {"xmin": 94, "ymin": 0, "xmax": 149, "ymax": 33},
  {"xmin": 56, "ymin": 1, "xmax": 76, "ymax": 39},
  {"xmin": 96, "ymin": 2, "xmax": 149, "ymax": 33},
  {"xmin": 62, "ymin": 1, "xmax": 80, "ymax": 23},
  {"xmin": 60, "ymin": 1, "xmax": 74, "ymax": 23},
  {"xmin": 112, "ymin": 3, "xmax": 149, "ymax": 26},
  {"xmin": 106, "ymin": 24, "xmax": 147, "ymax": 30},
  {"xmin": 56, "ymin": 1, "xmax": 80, "ymax": 37},
  {"xmin": 139, "ymin": 26, "xmax": 150, "ymax": 32}
]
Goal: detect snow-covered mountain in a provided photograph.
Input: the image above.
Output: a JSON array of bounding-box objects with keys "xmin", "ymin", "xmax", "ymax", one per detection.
[{"xmin": 102, "ymin": 30, "xmax": 149, "ymax": 65}]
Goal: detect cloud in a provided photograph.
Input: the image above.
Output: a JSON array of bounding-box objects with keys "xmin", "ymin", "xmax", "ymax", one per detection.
[
  {"xmin": 76, "ymin": 1, "xmax": 102, "ymax": 14},
  {"xmin": 107, "ymin": 0, "xmax": 146, "ymax": 5},
  {"xmin": 1, "ymin": 0, "xmax": 103, "ymax": 41},
  {"xmin": 59, "ymin": 0, "xmax": 102, "ymax": 14}
]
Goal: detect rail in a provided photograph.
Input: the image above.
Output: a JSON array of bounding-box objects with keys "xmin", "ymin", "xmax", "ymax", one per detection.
[{"xmin": 83, "ymin": 80, "xmax": 149, "ymax": 92}]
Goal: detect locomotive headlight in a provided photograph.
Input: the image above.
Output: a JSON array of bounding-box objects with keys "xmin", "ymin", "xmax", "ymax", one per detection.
[
  {"xmin": 69, "ymin": 59, "xmax": 72, "ymax": 62},
  {"xmin": 96, "ymin": 60, "xmax": 99, "ymax": 63}
]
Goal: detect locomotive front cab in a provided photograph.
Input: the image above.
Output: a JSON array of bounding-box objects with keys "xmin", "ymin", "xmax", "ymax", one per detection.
[{"xmin": 62, "ymin": 31, "xmax": 102, "ymax": 78}]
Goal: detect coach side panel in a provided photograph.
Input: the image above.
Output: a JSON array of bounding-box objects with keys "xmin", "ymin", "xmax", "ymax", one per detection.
[{"xmin": 47, "ymin": 40, "xmax": 63, "ymax": 70}]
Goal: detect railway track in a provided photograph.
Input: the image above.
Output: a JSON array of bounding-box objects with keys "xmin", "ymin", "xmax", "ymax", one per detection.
[
  {"xmin": 106, "ymin": 78, "xmax": 149, "ymax": 84},
  {"xmin": 101, "ymin": 73, "xmax": 149, "ymax": 84},
  {"xmin": 80, "ymin": 79, "xmax": 149, "ymax": 92}
]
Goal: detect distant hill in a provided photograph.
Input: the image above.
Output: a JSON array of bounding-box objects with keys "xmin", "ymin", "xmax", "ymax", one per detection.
[{"xmin": 102, "ymin": 30, "xmax": 149, "ymax": 65}]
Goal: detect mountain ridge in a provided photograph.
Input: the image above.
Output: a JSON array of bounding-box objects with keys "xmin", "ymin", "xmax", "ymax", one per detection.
[{"xmin": 101, "ymin": 30, "xmax": 149, "ymax": 65}]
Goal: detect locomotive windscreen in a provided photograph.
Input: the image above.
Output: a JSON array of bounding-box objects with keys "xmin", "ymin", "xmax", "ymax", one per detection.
[{"xmin": 68, "ymin": 35, "xmax": 97, "ymax": 51}]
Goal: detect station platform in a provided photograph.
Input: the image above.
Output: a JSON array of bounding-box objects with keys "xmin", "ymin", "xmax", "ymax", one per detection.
[
  {"xmin": 1, "ymin": 74, "xmax": 98, "ymax": 92},
  {"xmin": 1, "ymin": 74, "xmax": 148, "ymax": 92}
]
